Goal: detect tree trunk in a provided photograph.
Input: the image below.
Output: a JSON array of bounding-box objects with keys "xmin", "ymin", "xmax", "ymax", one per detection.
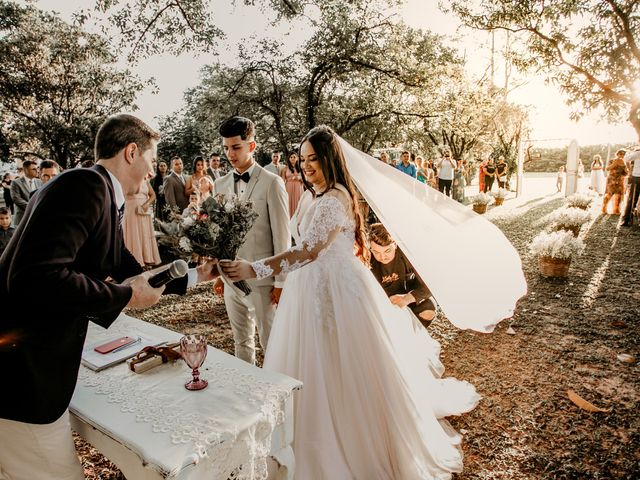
[{"xmin": 629, "ymin": 99, "xmax": 640, "ymax": 143}]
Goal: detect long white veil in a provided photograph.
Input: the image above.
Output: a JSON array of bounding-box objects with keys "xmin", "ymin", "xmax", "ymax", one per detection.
[{"xmin": 338, "ymin": 137, "xmax": 527, "ymax": 333}]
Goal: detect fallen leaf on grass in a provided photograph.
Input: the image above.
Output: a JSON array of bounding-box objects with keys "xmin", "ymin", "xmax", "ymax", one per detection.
[
  {"xmin": 567, "ymin": 389, "xmax": 611, "ymax": 413},
  {"xmin": 506, "ymin": 327, "xmax": 516, "ymax": 335},
  {"xmin": 616, "ymin": 354, "xmax": 636, "ymax": 364},
  {"xmin": 610, "ymin": 320, "xmax": 627, "ymax": 328}
]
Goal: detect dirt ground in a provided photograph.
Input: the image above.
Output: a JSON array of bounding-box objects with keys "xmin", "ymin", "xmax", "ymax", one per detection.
[{"xmin": 76, "ymin": 192, "xmax": 639, "ymax": 479}]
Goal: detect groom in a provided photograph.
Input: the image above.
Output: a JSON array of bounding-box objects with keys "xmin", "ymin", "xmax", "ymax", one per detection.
[{"xmin": 213, "ymin": 116, "xmax": 290, "ymax": 364}]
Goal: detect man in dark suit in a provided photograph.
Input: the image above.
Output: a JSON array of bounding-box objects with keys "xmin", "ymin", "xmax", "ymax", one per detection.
[
  {"xmin": 10, "ymin": 160, "xmax": 42, "ymax": 225},
  {"xmin": 163, "ymin": 156, "xmax": 189, "ymax": 212},
  {"xmin": 0, "ymin": 114, "xmax": 218, "ymax": 479}
]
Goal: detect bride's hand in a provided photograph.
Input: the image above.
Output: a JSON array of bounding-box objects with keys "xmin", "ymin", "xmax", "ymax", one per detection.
[{"xmin": 219, "ymin": 259, "xmax": 256, "ymax": 281}]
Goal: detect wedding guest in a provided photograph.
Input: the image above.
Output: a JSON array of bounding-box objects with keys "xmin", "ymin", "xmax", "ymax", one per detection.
[
  {"xmin": 621, "ymin": 146, "xmax": 640, "ymax": 226},
  {"xmin": 1, "ymin": 172, "xmax": 14, "ymax": 215},
  {"xmin": 10, "ymin": 160, "xmax": 42, "ymax": 226},
  {"xmin": 123, "ymin": 176, "xmax": 161, "ymax": 266},
  {"xmin": 207, "ymin": 152, "xmax": 223, "ymax": 180},
  {"xmin": 212, "ymin": 116, "xmax": 290, "ymax": 365},
  {"xmin": 182, "ymin": 191, "xmax": 201, "ymax": 218},
  {"xmin": 0, "ymin": 114, "xmax": 219, "ymax": 480},
  {"xmin": 557, "ymin": 165, "xmax": 565, "ymax": 192},
  {"xmin": 602, "ymin": 150, "xmax": 628, "ymax": 215},
  {"xmin": 415, "ymin": 156, "xmax": 430, "ymax": 184},
  {"xmin": 80, "ymin": 159, "xmax": 95, "ymax": 168},
  {"xmin": 368, "ymin": 223, "xmax": 436, "ymax": 327},
  {"xmin": 396, "ymin": 151, "xmax": 417, "ymax": 178},
  {"xmin": 483, "ymin": 158, "xmax": 496, "ymax": 193},
  {"xmin": 38, "ymin": 159, "xmax": 61, "ymax": 185},
  {"xmin": 281, "ymin": 151, "xmax": 304, "ymax": 217},
  {"xmin": 151, "ymin": 160, "xmax": 168, "ymax": 220},
  {"xmin": 496, "ymin": 156, "xmax": 508, "ymax": 188},
  {"xmin": 478, "ymin": 159, "xmax": 487, "ymax": 193},
  {"xmin": 264, "ymin": 150, "xmax": 285, "ymax": 175},
  {"xmin": 590, "ymin": 155, "xmax": 605, "ymax": 195},
  {"xmin": 379, "ymin": 151, "xmax": 390, "ymax": 165},
  {"xmin": 437, "ymin": 151, "xmax": 457, "ymax": 196},
  {"xmin": 163, "ymin": 156, "xmax": 189, "ymax": 212},
  {"xmin": 452, "ymin": 159, "xmax": 466, "ymax": 203},
  {"xmin": 186, "ymin": 156, "xmax": 215, "ymax": 202},
  {"xmin": 0, "ymin": 207, "xmax": 14, "ymax": 255}
]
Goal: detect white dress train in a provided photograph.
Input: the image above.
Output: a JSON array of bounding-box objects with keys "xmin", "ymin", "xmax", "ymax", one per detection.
[{"xmin": 261, "ymin": 186, "xmax": 480, "ymax": 479}]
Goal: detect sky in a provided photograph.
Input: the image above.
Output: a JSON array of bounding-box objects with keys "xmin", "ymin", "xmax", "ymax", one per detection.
[{"xmin": 29, "ymin": 0, "xmax": 639, "ymax": 148}]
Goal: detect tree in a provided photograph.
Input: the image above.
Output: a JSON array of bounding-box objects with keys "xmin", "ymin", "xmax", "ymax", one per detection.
[
  {"xmin": 158, "ymin": 0, "xmax": 460, "ymax": 155},
  {"xmin": 447, "ymin": 0, "xmax": 640, "ymax": 141},
  {"xmin": 0, "ymin": 1, "xmax": 145, "ymax": 168}
]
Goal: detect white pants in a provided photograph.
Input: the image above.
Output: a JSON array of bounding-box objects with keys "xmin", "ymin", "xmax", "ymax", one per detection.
[
  {"xmin": 0, "ymin": 411, "xmax": 84, "ymax": 480},
  {"xmin": 224, "ymin": 284, "xmax": 276, "ymax": 365}
]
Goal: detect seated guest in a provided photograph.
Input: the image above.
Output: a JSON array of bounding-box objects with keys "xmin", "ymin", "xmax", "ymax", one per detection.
[
  {"xmin": 0, "ymin": 207, "xmax": 15, "ymax": 255},
  {"xmin": 368, "ymin": 223, "xmax": 437, "ymax": 327}
]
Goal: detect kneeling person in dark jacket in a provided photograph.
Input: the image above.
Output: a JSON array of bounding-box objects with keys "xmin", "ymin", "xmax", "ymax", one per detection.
[{"xmin": 369, "ymin": 223, "xmax": 436, "ymax": 327}]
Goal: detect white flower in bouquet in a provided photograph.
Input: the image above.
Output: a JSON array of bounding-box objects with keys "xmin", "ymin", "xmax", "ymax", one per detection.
[
  {"xmin": 565, "ymin": 193, "xmax": 593, "ymax": 209},
  {"xmin": 179, "ymin": 236, "xmax": 193, "ymax": 253},
  {"xmin": 548, "ymin": 207, "xmax": 591, "ymax": 228},
  {"xmin": 529, "ymin": 230, "xmax": 585, "ymax": 260},
  {"xmin": 182, "ymin": 216, "xmax": 195, "ymax": 227},
  {"xmin": 492, "ymin": 188, "xmax": 509, "ymax": 199},
  {"xmin": 224, "ymin": 201, "xmax": 234, "ymax": 212},
  {"xmin": 471, "ymin": 192, "xmax": 493, "ymax": 205}
]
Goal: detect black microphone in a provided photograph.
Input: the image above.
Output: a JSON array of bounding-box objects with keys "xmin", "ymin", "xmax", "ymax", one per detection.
[{"xmin": 148, "ymin": 260, "xmax": 189, "ymax": 288}]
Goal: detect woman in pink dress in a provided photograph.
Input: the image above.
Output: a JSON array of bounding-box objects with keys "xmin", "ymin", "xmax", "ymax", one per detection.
[
  {"xmin": 281, "ymin": 152, "xmax": 305, "ymax": 217},
  {"xmin": 185, "ymin": 156, "xmax": 214, "ymax": 202},
  {"xmin": 123, "ymin": 178, "xmax": 161, "ymax": 266}
]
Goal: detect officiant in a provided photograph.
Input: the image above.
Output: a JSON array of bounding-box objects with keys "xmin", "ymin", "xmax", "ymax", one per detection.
[
  {"xmin": 368, "ymin": 223, "xmax": 437, "ymax": 327},
  {"xmin": 0, "ymin": 114, "xmax": 219, "ymax": 480}
]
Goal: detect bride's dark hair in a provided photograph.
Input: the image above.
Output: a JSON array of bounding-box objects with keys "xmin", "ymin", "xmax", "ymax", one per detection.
[{"xmin": 299, "ymin": 125, "xmax": 369, "ymax": 263}]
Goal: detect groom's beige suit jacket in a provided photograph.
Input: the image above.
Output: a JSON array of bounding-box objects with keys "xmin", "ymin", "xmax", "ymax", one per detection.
[{"xmin": 214, "ymin": 164, "xmax": 291, "ymax": 287}]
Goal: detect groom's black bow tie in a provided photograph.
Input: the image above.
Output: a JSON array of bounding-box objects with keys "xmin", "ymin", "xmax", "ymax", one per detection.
[{"xmin": 233, "ymin": 171, "xmax": 251, "ymax": 183}]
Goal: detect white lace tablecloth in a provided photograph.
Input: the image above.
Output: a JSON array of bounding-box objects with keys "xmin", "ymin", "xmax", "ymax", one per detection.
[{"xmin": 70, "ymin": 313, "xmax": 301, "ymax": 480}]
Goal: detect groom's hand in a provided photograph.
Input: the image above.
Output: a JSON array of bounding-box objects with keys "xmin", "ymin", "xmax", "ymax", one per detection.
[
  {"xmin": 196, "ymin": 259, "xmax": 219, "ymax": 283},
  {"xmin": 271, "ymin": 287, "xmax": 282, "ymax": 305}
]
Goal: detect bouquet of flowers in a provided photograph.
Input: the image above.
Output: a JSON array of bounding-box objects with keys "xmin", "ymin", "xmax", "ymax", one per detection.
[
  {"xmin": 492, "ymin": 188, "xmax": 509, "ymax": 200},
  {"xmin": 548, "ymin": 207, "xmax": 591, "ymax": 229},
  {"xmin": 471, "ymin": 192, "xmax": 493, "ymax": 205},
  {"xmin": 156, "ymin": 193, "xmax": 259, "ymax": 295},
  {"xmin": 565, "ymin": 193, "xmax": 594, "ymax": 210},
  {"xmin": 529, "ymin": 230, "xmax": 585, "ymax": 260}
]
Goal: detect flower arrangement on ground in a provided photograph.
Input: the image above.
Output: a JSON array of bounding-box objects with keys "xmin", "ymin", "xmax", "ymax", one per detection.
[
  {"xmin": 548, "ymin": 207, "xmax": 591, "ymax": 236},
  {"xmin": 471, "ymin": 192, "xmax": 493, "ymax": 214},
  {"xmin": 157, "ymin": 193, "xmax": 259, "ymax": 295},
  {"xmin": 565, "ymin": 193, "xmax": 594, "ymax": 210},
  {"xmin": 529, "ymin": 230, "xmax": 585, "ymax": 277},
  {"xmin": 492, "ymin": 188, "xmax": 509, "ymax": 205}
]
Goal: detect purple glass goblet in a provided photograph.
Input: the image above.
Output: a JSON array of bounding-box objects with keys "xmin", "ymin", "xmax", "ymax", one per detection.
[{"xmin": 180, "ymin": 334, "xmax": 208, "ymax": 391}]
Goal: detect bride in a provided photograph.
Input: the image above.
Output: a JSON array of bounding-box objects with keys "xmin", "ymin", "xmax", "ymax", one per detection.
[{"xmin": 220, "ymin": 126, "xmax": 491, "ymax": 479}]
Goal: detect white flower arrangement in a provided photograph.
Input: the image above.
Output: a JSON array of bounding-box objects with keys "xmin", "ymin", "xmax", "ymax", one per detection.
[
  {"xmin": 492, "ymin": 188, "xmax": 509, "ymax": 199},
  {"xmin": 179, "ymin": 236, "xmax": 192, "ymax": 253},
  {"xmin": 548, "ymin": 207, "xmax": 591, "ymax": 228},
  {"xmin": 529, "ymin": 230, "xmax": 585, "ymax": 260},
  {"xmin": 565, "ymin": 193, "xmax": 593, "ymax": 209},
  {"xmin": 471, "ymin": 192, "xmax": 493, "ymax": 205}
]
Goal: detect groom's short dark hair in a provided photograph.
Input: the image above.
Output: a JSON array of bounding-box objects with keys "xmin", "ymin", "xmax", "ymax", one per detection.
[{"xmin": 219, "ymin": 116, "xmax": 255, "ymax": 140}]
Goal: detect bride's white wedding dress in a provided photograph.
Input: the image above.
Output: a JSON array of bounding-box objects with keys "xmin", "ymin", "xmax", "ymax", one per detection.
[{"xmin": 259, "ymin": 185, "xmax": 480, "ymax": 479}]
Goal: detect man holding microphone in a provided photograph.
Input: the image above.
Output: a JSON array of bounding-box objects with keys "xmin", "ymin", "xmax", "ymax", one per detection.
[{"xmin": 0, "ymin": 114, "xmax": 218, "ymax": 479}]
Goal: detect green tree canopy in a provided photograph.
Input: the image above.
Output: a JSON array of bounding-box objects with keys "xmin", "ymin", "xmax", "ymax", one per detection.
[
  {"xmin": 0, "ymin": 1, "xmax": 145, "ymax": 168},
  {"xmin": 447, "ymin": 0, "xmax": 640, "ymax": 141}
]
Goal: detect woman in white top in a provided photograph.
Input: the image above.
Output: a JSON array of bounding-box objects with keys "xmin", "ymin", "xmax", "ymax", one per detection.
[
  {"xmin": 436, "ymin": 152, "xmax": 457, "ymax": 197},
  {"xmin": 590, "ymin": 155, "xmax": 605, "ymax": 195}
]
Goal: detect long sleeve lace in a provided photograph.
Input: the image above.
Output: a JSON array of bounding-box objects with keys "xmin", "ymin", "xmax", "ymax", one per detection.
[{"xmin": 251, "ymin": 194, "xmax": 350, "ymax": 280}]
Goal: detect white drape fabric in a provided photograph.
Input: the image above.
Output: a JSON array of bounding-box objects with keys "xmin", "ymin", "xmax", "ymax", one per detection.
[{"xmin": 338, "ymin": 137, "xmax": 527, "ymax": 332}]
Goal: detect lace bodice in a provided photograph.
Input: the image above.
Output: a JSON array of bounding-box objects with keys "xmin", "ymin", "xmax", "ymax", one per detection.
[{"xmin": 252, "ymin": 187, "xmax": 356, "ymax": 279}]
